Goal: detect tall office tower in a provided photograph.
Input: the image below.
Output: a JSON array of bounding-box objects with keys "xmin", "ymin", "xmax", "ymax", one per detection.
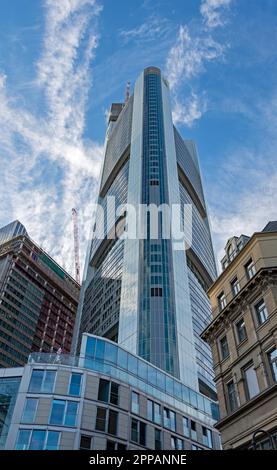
[
  {"xmin": 0, "ymin": 220, "xmax": 80, "ymax": 367},
  {"xmin": 74, "ymin": 66, "xmax": 217, "ymax": 399}
]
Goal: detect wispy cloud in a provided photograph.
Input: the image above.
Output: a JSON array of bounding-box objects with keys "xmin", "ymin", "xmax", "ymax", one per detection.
[
  {"xmin": 200, "ymin": 0, "xmax": 233, "ymax": 29},
  {"xmin": 165, "ymin": 2, "xmax": 232, "ymax": 128},
  {"xmin": 0, "ymin": 0, "xmax": 103, "ymax": 277},
  {"xmin": 119, "ymin": 14, "xmax": 171, "ymax": 44},
  {"xmin": 172, "ymin": 91, "xmax": 207, "ymax": 128},
  {"xmin": 209, "ymin": 92, "xmax": 277, "ymax": 268}
]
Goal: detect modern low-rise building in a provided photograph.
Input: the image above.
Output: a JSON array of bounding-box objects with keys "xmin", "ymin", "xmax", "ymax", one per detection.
[
  {"xmin": 201, "ymin": 222, "xmax": 277, "ymax": 449},
  {"xmin": 0, "ymin": 334, "xmax": 220, "ymax": 450},
  {"xmin": 0, "ymin": 221, "xmax": 80, "ymax": 368}
]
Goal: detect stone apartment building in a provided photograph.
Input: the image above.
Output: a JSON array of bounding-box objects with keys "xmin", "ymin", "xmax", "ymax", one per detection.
[{"xmin": 201, "ymin": 222, "xmax": 277, "ymax": 449}]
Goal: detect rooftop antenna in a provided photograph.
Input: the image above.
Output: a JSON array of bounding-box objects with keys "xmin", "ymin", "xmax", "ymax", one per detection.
[
  {"xmin": 72, "ymin": 208, "xmax": 81, "ymax": 284},
  {"xmin": 125, "ymin": 80, "xmax": 130, "ymax": 104}
]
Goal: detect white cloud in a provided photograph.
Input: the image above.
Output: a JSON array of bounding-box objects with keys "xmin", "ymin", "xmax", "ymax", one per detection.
[
  {"xmin": 165, "ymin": 24, "xmax": 226, "ymax": 127},
  {"xmin": 172, "ymin": 92, "xmax": 207, "ymax": 127},
  {"xmin": 119, "ymin": 15, "xmax": 171, "ymax": 44},
  {"xmin": 200, "ymin": 0, "xmax": 233, "ymax": 29},
  {"xmin": 166, "ymin": 25, "xmax": 225, "ymax": 90},
  {"xmin": 0, "ymin": 0, "xmax": 103, "ymax": 278}
]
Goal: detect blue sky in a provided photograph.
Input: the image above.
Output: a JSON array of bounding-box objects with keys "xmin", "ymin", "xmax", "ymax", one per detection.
[{"xmin": 0, "ymin": 0, "xmax": 276, "ymax": 276}]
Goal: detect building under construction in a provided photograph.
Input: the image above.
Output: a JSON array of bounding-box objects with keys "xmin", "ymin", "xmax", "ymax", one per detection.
[{"xmin": 0, "ymin": 220, "xmax": 80, "ymax": 367}]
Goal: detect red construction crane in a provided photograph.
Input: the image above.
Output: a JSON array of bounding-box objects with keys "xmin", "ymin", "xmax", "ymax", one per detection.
[{"xmin": 72, "ymin": 208, "xmax": 81, "ymax": 284}]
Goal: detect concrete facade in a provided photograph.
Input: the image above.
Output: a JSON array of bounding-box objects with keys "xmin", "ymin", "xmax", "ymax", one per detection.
[{"xmin": 0, "ymin": 334, "xmax": 221, "ymax": 451}]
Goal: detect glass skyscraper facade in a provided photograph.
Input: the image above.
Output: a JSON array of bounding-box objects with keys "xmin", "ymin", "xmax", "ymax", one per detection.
[{"xmin": 74, "ymin": 67, "xmax": 217, "ymax": 400}]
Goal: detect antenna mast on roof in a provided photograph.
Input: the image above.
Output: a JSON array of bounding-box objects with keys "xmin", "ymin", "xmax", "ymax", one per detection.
[{"xmin": 72, "ymin": 208, "xmax": 81, "ymax": 284}]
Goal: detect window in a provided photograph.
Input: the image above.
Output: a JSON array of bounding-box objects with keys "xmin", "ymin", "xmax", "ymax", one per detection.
[
  {"xmin": 236, "ymin": 318, "xmax": 247, "ymax": 343},
  {"xmin": 98, "ymin": 379, "xmax": 119, "ymax": 406},
  {"xmin": 155, "ymin": 429, "xmax": 162, "ymax": 450},
  {"xmin": 192, "ymin": 444, "xmax": 203, "ymax": 450},
  {"xmin": 151, "ymin": 287, "xmax": 163, "ymax": 297},
  {"xmin": 268, "ymin": 348, "xmax": 277, "ymax": 381},
  {"xmin": 69, "ymin": 373, "xmax": 82, "ymax": 396},
  {"xmin": 106, "ymin": 440, "xmax": 116, "ymax": 450},
  {"xmin": 231, "ymin": 277, "xmax": 240, "ymax": 296},
  {"xmin": 150, "ymin": 180, "xmax": 159, "ymax": 186},
  {"xmin": 163, "ymin": 407, "xmax": 176, "ymax": 431},
  {"xmin": 95, "ymin": 407, "xmax": 106, "ymax": 431},
  {"xmin": 28, "ymin": 369, "xmax": 56, "ymax": 393},
  {"xmin": 218, "ymin": 292, "xmax": 227, "ymax": 311},
  {"xmin": 244, "ymin": 365, "xmax": 260, "ymax": 399},
  {"xmin": 245, "ymin": 258, "xmax": 256, "ymax": 279},
  {"xmin": 202, "ymin": 427, "xmax": 213, "ymax": 448},
  {"xmin": 131, "ymin": 391, "xmax": 139, "ymax": 414},
  {"xmin": 49, "ymin": 399, "xmax": 78, "ymax": 426},
  {"xmin": 191, "ymin": 420, "xmax": 197, "ymax": 441},
  {"xmin": 108, "ymin": 410, "xmax": 118, "ymax": 436},
  {"xmin": 110, "ymin": 383, "xmax": 119, "ymax": 405},
  {"xmin": 22, "ymin": 398, "xmax": 38, "ymax": 423},
  {"xmin": 255, "ymin": 299, "xmax": 268, "ymax": 325},
  {"xmin": 220, "ymin": 335, "xmax": 229, "ymax": 360},
  {"xmin": 131, "ymin": 419, "xmax": 146, "ymax": 446},
  {"xmin": 171, "ymin": 436, "xmax": 184, "ymax": 450},
  {"xmin": 227, "ymin": 381, "xmax": 238, "ymax": 412},
  {"xmin": 45, "ymin": 431, "xmax": 60, "ymax": 450},
  {"xmin": 15, "ymin": 429, "xmax": 60, "ymax": 450},
  {"xmin": 183, "ymin": 417, "xmax": 190, "ymax": 438},
  {"xmin": 147, "ymin": 399, "xmax": 161, "ymax": 424},
  {"xmin": 80, "ymin": 435, "xmax": 92, "ymax": 450},
  {"xmin": 95, "ymin": 407, "xmax": 118, "ymax": 435},
  {"xmin": 15, "ymin": 430, "xmax": 31, "ymax": 450},
  {"xmin": 106, "ymin": 441, "xmax": 127, "ymax": 450},
  {"xmin": 98, "ymin": 379, "xmax": 109, "ymax": 402}
]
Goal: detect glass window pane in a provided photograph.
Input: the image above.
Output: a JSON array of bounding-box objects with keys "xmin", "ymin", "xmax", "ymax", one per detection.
[
  {"xmin": 108, "ymin": 410, "xmax": 118, "ymax": 436},
  {"xmin": 80, "ymin": 435, "xmax": 91, "ymax": 450},
  {"xmin": 65, "ymin": 401, "xmax": 78, "ymax": 426},
  {"xmin": 46, "ymin": 431, "xmax": 60, "ymax": 450},
  {"xmin": 15, "ymin": 430, "xmax": 31, "ymax": 450},
  {"xmin": 110, "ymin": 382, "xmax": 119, "ymax": 405},
  {"xmin": 85, "ymin": 336, "xmax": 96, "ymax": 358},
  {"xmin": 117, "ymin": 349, "xmax": 128, "ymax": 370},
  {"xmin": 95, "ymin": 407, "xmax": 106, "ymax": 431},
  {"xmin": 29, "ymin": 370, "xmax": 43, "ymax": 392},
  {"xmin": 98, "ymin": 379, "xmax": 110, "ymax": 402},
  {"xmin": 49, "ymin": 399, "xmax": 66, "ymax": 425},
  {"xmin": 29, "ymin": 430, "xmax": 46, "ymax": 450},
  {"xmin": 138, "ymin": 360, "xmax": 147, "ymax": 380},
  {"xmin": 105, "ymin": 343, "xmax": 117, "ymax": 364},
  {"xmin": 128, "ymin": 355, "xmax": 138, "ymax": 375},
  {"xmin": 69, "ymin": 373, "xmax": 82, "ymax": 396},
  {"xmin": 95, "ymin": 339, "xmax": 105, "ymax": 361},
  {"xmin": 131, "ymin": 418, "xmax": 138, "ymax": 442},
  {"xmin": 22, "ymin": 398, "xmax": 38, "ymax": 423},
  {"xmin": 43, "ymin": 371, "xmax": 56, "ymax": 393},
  {"xmin": 131, "ymin": 391, "xmax": 139, "ymax": 414}
]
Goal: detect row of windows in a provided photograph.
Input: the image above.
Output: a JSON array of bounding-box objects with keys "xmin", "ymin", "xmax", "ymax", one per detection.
[
  {"xmin": 226, "ymin": 347, "xmax": 277, "ymax": 413},
  {"xmin": 131, "ymin": 392, "xmax": 213, "ymax": 448},
  {"xmin": 24, "ymin": 374, "xmax": 215, "ymax": 448},
  {"xmin": 28, "ymin": 370, "xmax": 82, "ymax": 396},
  {"xmin": 219, "ymin": 297, "xmax": 269, "ymax": 361},
  {"xmin": 217, "ymin": 258, "xmax": 256, "ymax": 311}
]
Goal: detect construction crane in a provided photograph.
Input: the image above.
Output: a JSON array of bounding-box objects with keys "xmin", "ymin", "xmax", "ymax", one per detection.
[
  {"xmin": 125, "ymin": 80, "xmax": 130, "ymax": 104},
  {"xmin": 72, "ymin": 208, "xmax": 81, "ymax": 284}
]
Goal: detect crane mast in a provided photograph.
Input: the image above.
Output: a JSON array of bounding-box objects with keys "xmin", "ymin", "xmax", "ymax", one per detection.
[{"xmin": 72, "ymin": 208, "xmax": 81, "ymax": 284}]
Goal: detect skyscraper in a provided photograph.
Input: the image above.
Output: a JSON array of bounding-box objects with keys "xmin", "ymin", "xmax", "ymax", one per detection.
[
  {"xmin": 74, "ymin": 66, "xmax": 217, "ymax": 400},
  {"xmin": 0, "ymin": 220, "xmax": 80, "ymax": 367},
  {"xmin": 1, "ymin": 69, "xmax": 220, "ymax": 451}
]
